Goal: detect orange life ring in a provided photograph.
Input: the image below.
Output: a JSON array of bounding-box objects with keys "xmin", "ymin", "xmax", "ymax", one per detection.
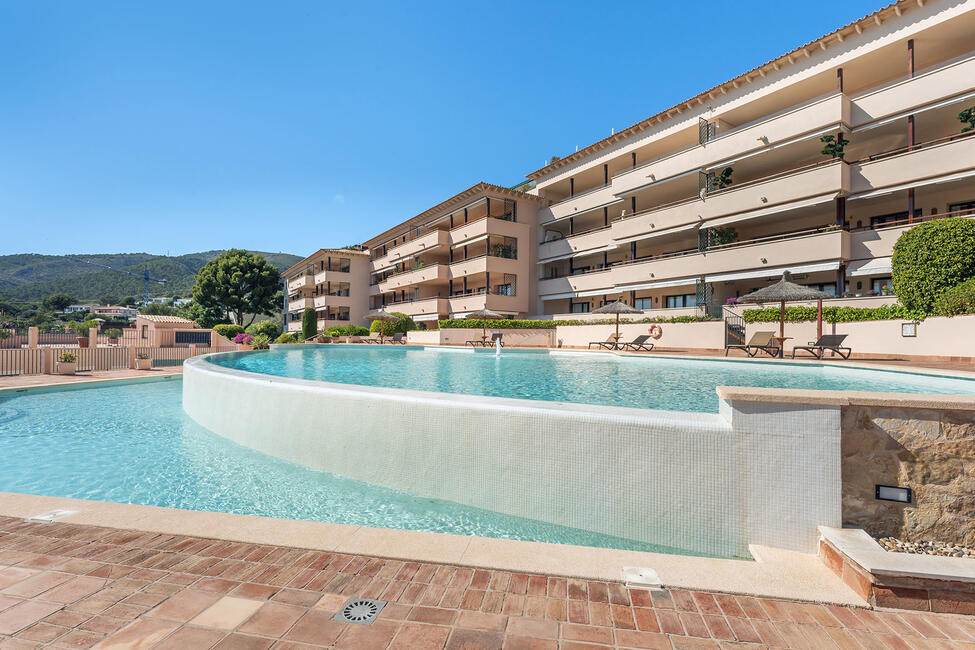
[{"xmin": 648, "ymin": 324, "xmax": 663, "ymax": 339}]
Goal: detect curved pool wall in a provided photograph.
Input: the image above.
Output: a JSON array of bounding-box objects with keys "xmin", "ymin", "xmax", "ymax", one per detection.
[{"xmin": 183, "ymin": 352, "xmax": 843, "ymax": 558}]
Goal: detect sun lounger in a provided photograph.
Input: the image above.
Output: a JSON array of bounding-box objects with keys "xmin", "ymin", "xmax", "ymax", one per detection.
[
  {"xmin": 725, "ymin": 331, "xmax": 780, "ymax": 357},
  {"xmin": 792, "ymin": 334, "xmax": 851, "ymax": 359},
  {"xmin": 622, "ymin": 335, "xmax": 655, "ymax": 352},
  {"xmin": 588, "ymin": 334, "xmax": 620, "ymax": 350},
  {"xmin": 467, "ymin": 333, "xmax": 503, "ymax": 347},
  {"xmin": 381, "ymin": 333, "xmax": 407, "ymax": 344}
]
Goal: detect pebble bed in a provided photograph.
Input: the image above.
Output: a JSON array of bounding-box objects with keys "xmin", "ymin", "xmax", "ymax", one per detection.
[{"xmin": 877, "ymin": 536, "xmax": 975, "ymax": 558}]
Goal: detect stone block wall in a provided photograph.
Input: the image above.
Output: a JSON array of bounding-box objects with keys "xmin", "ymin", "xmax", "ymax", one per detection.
[{"xmin": 841, "ymin": 405, "xmax": 975, "ymax": 545}]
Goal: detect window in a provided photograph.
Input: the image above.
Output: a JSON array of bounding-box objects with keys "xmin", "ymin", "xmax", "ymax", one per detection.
[
  {"xmin": 141, "ymin": 325, "xmax": 148, "ymax": 339},
  {"xmin": 949, "ymin": 200, "xmax": 975, "ymax": 216},
  {"xmin": 633, "ymin": 297, "xmax": 653, "ymax": 310},
  {"xmin": 804, "ymin": 283, "xmax": 838, "ymax": 296},
  {"xmin": 869, "ymin": 209, "xmax": 921, "ymax": 227},
  {"xmin": 665, "ymin": 294, "xmax": 697, "ymax": 308},
  {"xmin": 495, "ymin": 283, "xmax": 512, "ymax": 296},
  {"xmin": 872, "ymin": 277, "xmax": 894, "ymax": 295},
  {"xmin": 569, "ymin": 302, "xmax": 589, "ymax": 314}
]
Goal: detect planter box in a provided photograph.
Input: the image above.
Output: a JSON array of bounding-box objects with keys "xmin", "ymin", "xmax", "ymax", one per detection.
[
  {"xmin": 76, "ymin": 337, "xmax": 90, "ymax": 348},
  {"xmin": 236, "ymin": 344, "xmax": 253, "ymax": 351},
  {"xmin": 135, "ymin": 358, "xmax": 153, "ymax": 370},
  {"xmin": 55, "ymin": 361, "xmax": 77, "ymax": 375}
]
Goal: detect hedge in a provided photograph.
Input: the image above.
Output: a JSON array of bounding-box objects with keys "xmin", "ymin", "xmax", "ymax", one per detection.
[
  {"xmin": 214, "ymin": 324, "xmax": 245, "ymax": 340},
  {"xmin": 934, "ymin": 278, "xmax": 975, "ymax": 316},
  {"xmin": 892, "ymin": 217, "xmax": 975, "ymax": 313},
  {"xmin": 301, "ymin": 307, "xmax": 316, "ymax": 340},
  {"xmin": 742, "ymin": 304, "xmax": 918, "ymax": 323},
  {"xmin": 438, "ymin": 315, "xmax": 713, "ymax": 329}
]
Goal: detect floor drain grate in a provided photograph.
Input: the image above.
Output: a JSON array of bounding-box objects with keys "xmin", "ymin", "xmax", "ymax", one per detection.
[{"xmin": 333, "ymin": 598, "xmax": 386, "ymax": 625}]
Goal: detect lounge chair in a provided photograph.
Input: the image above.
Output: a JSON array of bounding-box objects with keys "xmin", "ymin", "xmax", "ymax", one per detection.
[
  {"xmin": 382, "ymin": 332, "xmax": 407, "ymax": 344},
  {"xmin": 725, "ymin": 331, "xmax": 780, "ymax": 357},
  {"xmin": 792, "ymin": 334, "xmax": 851, "ymax": 359},
  {"xmin": 467, "ymin": 332, "xmax": 504, "ymax": 347},
  {"xmin": 622, "ymin": 335, "xmax": 654, "ymax": 352},
  {"xmin": 588, "ymin": 334, "xmax": 620, "ymax": 350}
]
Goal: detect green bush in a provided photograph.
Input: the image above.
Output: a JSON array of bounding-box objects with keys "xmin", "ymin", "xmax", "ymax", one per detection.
[
  {"xmin": 301, "ymin": 307, "xmax": 317, "ymax": 340},
  {"xmin": 326, "ymin": 325, "xmax": 370, "ymax": 337},
  {"xmin": 437, "ymin": 315, "xmax": 713, "ymax": 329},
  {"xmin": 245, "ymin": 319, "xmax": 281, "ymax": 339},
  {"xmin": 68, "ymin": 320, "xmax": 98, "ymax": 336},
  {"xmin": 934, "ymin": 278, "xmax": 975, "ymax": 316},
  {"xmin": 214, "ymin": 324, "xmax": 246, "ymax": 341},
  {"xmin": 742, "ymin": 304, "xmax": 918, "ymax": 323},
  {"xmin": 104, "ymin": 328, "xmax": 123, "ymax": 339},
  {"xmin": 275, "ymin": 333, "xmax": 296, "ymax": 344},
  {"xmin": 251, "ymin": 334, "xmax": 271, "ymax": 350},
  {"xmin": 369, "ymin": 312, "xmax": 417, "ymax": 336},
  {"xmin": 892, "ymin": 218, "xmax": 975, "ymax": 314}
]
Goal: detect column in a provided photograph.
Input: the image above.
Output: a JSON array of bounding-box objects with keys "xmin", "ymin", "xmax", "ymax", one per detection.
[
  {"xmin": 835, "ymin": 197, "xmax": 846, "ymax": 229},
  {"xmin": 836, "ymin": 264, "xmax": 847, "ymax": 298},
  {"xmin": 28, "ymin": 326, "xmax": 38, "ymax": 348},
  {"xmin": 89, "ymin": 327, "xmax": 99, "ymax": 349},
  {"xmin": 908, "ymin": 188, "xmax": 916, "ymax": 223},
  {"xmin": 129, "ymin": 346, "xmax": 137, "ymax": 370}
]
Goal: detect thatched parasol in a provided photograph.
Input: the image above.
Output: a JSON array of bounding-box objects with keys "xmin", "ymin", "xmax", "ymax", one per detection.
[
  {"xmin": 591, "ymin": 300, "xmax": 642, "ymax": 341},
  {"xmin": 465, "ymin": 308, "xmax": 505, "ymax": 344},
  {"xmin": 365, "ymin": 308, "xmax": 397, "ymax": 343},
  {"xmin": 739, "ymin": 271, "xmax": 832, "ymax": 357}
]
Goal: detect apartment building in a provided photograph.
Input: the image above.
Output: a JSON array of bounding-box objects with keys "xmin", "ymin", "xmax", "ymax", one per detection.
[
  {"xmin": 283, "ymin": 248, "xmax": 370, "ymax": 332},
  {"xmin": 287, "ymin": 0, "xmax": 975, "ymax": 329},
  {"xmin": 362, "ymin": 183, "xmax": 539, "ymax": 325},
  {"xmin": 530, "ymin": 0, "xmax": 975, "ymax": 317}
]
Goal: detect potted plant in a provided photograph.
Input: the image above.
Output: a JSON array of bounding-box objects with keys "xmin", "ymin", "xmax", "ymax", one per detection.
[
  {"xmin": 251, "ymin": 334, "xmax": 271, "ymax": 350},
  {"xmin": 105, "ymin": 328, "xmax": 123, "ymax": 345},
  {"xmin": 711, "ymin": 167, "xmax": 733, "ymax": 190},
  {"xmin": 234, "ymin": 332, "xmax": 254, "ymax": 350},
  {"xmin": 69, "ymin": 320, "xmax": 97, "ymax": 348},
  {"xmin": 56, "ymin": 351, "xmax": 77, "ymax": 375},
  {"xmin": 135, "ymin": 350, "xmax": 153, "ymax": 370},
  {"xmin": 820, "ymin": 133, "xmax": 850, "ymax": 159}
]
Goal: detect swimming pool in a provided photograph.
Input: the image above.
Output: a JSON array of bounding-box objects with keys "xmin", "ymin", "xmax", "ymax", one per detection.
[
  {"xmin": 0, "ymin": 379, "xmax": 696, "ymax": 555},
  {"xmin": 206, "ymin": 345, "xmax": 975, "ymax": 413}
]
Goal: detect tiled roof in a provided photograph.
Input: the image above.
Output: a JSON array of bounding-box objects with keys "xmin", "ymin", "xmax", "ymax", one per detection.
[{"xmin": 137, "ymin": 315, "xmax": 197, "ymax": 324}]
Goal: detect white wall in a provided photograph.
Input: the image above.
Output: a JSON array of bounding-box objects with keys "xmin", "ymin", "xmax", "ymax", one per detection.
[{"xmin": 555, "ymin": 321, "xmax": 726, "ymax": 350}]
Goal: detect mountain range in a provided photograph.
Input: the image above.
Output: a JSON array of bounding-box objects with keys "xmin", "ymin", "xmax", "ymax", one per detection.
[{"xmin": 0, "ymin": 251, "xmax": 303, "ymax": 304}]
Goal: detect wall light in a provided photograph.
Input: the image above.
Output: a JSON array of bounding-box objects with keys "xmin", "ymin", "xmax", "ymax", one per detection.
[{"xmin": 875, "ymin": 484, "xmax": 912, "ymax": 503}]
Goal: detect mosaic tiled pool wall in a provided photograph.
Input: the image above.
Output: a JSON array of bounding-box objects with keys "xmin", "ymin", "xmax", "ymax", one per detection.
[{"xmin": 183, "ymin": 356, "xmax": 843, "ymax": 558}]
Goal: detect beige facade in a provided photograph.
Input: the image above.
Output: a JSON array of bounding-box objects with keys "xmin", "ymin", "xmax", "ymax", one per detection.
[
  {"xmin": 528, "ymin": 0, "xmax": 975, "ymax": 317},
  {"xmin": 282, "ymin": 249, "xmax": 371, "ymax": 332},
  {"xmin": 289, "ymin": 0, "xmax": 975, "ymax": 329}
]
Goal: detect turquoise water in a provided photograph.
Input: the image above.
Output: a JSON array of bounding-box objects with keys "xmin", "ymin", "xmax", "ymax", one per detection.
[
  {"xmin": 0, "ymin": 379, "xmax": 696, "ymax": 555},
  {"xmin": 208, "ymin": 346, "xmax": 975, "ymax": 413}
]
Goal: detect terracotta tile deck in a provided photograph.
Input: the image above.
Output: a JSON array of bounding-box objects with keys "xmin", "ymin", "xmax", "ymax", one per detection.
[{"xmin": 0, "ymin": 519, "xmax": 973, "ymax": 649}]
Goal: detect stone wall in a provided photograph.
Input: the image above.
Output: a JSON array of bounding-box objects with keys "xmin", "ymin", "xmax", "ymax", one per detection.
[{"xmin": 841, "ymin": 405, "xmax": 975, "ymax": 546}]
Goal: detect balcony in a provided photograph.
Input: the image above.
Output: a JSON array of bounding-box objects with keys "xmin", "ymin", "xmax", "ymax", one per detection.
[
  {"xmin": 537, "ymin": 268, "xmax": 614, "ymax": 298},
  {"xmin": 546, "ymin": 183, "xmax": 619, "ymax": 222},
  {"xmin": 313, "ymin": 269, "xmax": 350, "ymax": 285},
  {"xmin": 851, "ymin": 52, "xmax": 975, "ymax": 127},
  {"xmin": 384, "ymin": 297, "xmax": 447, "ymax": 318},
  {"xmin": 448, "ymin": 254, "xmax": 521, "ymax": 279},
  {"xmin": 851, "ymin": 133, "xmax": 975, "ymax": 195},
  {"xmin": 385, "ymin": 229, "xmax": 450, "ymax": 264},
  {"xmin": 313, "ymin": 294, "xmax": 352, "ymax": 309},
  {"xmin": 538, "ymin": 226, "xmax": 614, "ymax": 262},
  {"xmin": 378, "ymin": 264, "xmax": 447, "ymax": 292},
  {"xmin": 287, "ymin": 275, "xmax": 313, "ymax": 292},
  {"xmin": 611, "ymin": 94, "xmax": 850, "ymax": 196},
  {"xmin": 610, "ymin": 227, "xmax": 849, "ymax": 287},
  {"xmin": 450, "ymin": 216, "xmax": 528, "ymax": 246},
  {"xmin": 447, "ymin": 292, "xmax": 525, "ymax": 315},
  {"xmin": 288, "ymin": 297, "xmax": 313, "ymax": 311}
]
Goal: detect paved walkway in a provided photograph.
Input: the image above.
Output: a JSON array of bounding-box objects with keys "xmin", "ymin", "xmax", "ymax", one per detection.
[
  {"xmin": 0, "ymin": 367, "xmax": 181, "ymax": 391},
  {"xmin": 0, "ymin": 519, "xmax": 973, "ymax": 649}
]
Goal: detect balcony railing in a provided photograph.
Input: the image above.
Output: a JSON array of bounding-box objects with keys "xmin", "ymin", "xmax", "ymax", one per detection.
[
  {"xmin": 852, "ymin": 130, "xmax": 975, "ymax": 165},
  {"xmin": 547, "ymin": 181, "xmax": 612, "ymax": 207}
]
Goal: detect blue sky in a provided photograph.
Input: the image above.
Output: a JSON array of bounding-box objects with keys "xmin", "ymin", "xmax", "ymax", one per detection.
[{"xmin": 0, "ymin": 0, "xmax": 884, "ymax": 257}]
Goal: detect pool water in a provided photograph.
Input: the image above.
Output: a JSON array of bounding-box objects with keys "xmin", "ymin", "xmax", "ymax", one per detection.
[
  {"xmin": 0, "ymin": 379, "xmax": 697, "ymax": 555},
  {"xmin": 209, "ymin": 346, "xmax": 975, "ymax": 413}
]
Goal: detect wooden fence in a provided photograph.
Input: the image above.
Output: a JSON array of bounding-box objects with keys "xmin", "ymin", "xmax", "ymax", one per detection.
[{"xmin": 0, "ymin": 346, "xmax": 235, "ymax": 377}]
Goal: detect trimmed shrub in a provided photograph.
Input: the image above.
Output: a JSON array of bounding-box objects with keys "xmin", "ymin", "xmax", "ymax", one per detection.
[
  {"xmin": 369, "ymin": 312, "xmax": 417, "ymax": 336},
  {"xmin": 251, "ymin": 334, "xmax": 271, "ymax": 350},
  {"xmin": 934, "ymin": 278, "xmax": 975, "ymax": 316},
  {"xmin": 743, "ymin": 304, "xmax": 917, "ymax": 323},
  {"xmin": 301, "ymin": 307, "xmax": 317, "ymax": 340},
  {"xmin": 437, "ymin": 315, "xmax": 713, "ymax": 329},
  {"xmin": 326, "ymin": 325, "xmax": 370, "ymax": 337},
  {"xmin": 892, "ymin": 217, "xmax": 975, "ymax": 314},
  {"xmin": 245, "ymin": 319, "xmax": 281, "ymax": 339},
  {"xmin": 214, "ymin": 324, "xmax": 245, "ymax": 341}
]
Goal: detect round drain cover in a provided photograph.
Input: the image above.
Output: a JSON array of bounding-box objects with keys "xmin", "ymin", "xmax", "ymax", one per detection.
[{"xmin": 334, "ymin": 598, "xmax": 387, "ymax": 625}]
